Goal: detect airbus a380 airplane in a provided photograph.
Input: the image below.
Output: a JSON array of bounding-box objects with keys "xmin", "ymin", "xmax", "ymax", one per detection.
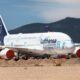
[{"xmin": 0, "ymin": 16, "xmax": 80, "ymax": 60}]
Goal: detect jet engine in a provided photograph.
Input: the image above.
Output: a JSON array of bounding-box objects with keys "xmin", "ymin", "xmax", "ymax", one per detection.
[
  {"xmin": 73, "ymin": 47, "xmax": 80, "ymax": 58},
  {"xmin": 0, "ymin": 48, "xmax": 15, "ymax": 59},
  {"xmin": 76, "ymin": 49, "xmax": 80, "ymax": 58}
]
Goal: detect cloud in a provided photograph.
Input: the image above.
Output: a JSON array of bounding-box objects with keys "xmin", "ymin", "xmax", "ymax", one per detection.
[
  {"xmin": 31, "ymin": 0, "xmax": 80, "ymax": 4},
  {"xmin": 14, "ymin": 0, "xmax": 80, "ymax": 23},
  {"xmin": 56, "ymin": 0, "xmax": 80, "ymax": 3},
  {"xmin": 40, "ymin": 8, "xmax": 80, "ymax": 22},
  {"xmin": 13, "ymin": 0, "xmax": 80, "ymax": 24},
  {"xmin": 15, "ymin": 0, "xmax": 80, "ymax": 10}
]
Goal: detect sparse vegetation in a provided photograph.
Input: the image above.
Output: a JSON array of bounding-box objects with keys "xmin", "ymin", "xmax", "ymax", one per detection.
[
  {"xmin": 34, "ymin": 63, "xmax": 43, "ymax": 67},
  {"xmin": 53, "ymin": 59, "xmax": 62, "ymax": 66}
]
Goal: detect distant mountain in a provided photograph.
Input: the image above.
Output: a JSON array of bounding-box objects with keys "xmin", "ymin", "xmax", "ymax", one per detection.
[{"xmin": 9, "ymin": 17, "xmax": 80, "ymax": 43}]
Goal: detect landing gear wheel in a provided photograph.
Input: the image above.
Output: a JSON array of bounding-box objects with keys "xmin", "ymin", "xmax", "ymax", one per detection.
[
  {"xmin": 14, "ymin": 57, "xmax": 19, "ymax": 61},
  {"xmin": 22, "ymin": 56, "xmax": 28, "ymax": 60}
]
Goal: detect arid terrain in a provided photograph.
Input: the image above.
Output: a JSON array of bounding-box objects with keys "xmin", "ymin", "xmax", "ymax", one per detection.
[{"xmin": 0, "ymin": 58, "xmax": 80, "ymax": 80}]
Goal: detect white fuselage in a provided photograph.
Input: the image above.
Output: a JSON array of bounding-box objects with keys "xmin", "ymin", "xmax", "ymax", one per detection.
[{"xmin": 4, "ymin": 32, "xmax": 75, "ymax": 55}]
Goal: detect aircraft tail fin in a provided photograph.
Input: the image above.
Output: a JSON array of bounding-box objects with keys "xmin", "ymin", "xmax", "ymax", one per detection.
[{"xmin": 0, "ymin": 15, "xmax": 9, "ymax": 45}]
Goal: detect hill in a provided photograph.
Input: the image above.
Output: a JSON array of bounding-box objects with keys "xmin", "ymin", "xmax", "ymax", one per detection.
[{"xmin": 9, "ymin": 17, "xmax": 80, "ymax": 43}]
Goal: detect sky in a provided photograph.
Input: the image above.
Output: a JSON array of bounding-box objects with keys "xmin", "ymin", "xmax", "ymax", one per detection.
[{"xmin": 0, "ymin": 0, "xmax": 80, "ymax": 30}]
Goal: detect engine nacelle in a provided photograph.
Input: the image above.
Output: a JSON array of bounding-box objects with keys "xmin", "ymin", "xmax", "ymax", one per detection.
[
  {"xmin": 0, "ymin": 48, "xmax": 15, "ymax": 59},
  {"xmin": 73, "ymin": 47, "xmax": 80, "ymax": 58},
  {"xmin": 76, "ymin": 49, "xmax": 80, "ymax": 58}
]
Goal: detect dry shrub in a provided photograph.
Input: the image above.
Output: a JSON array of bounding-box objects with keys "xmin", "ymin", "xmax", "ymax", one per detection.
[{"xmin": 54, "ymin": 59, "xmax": 62, "ymax": 66}]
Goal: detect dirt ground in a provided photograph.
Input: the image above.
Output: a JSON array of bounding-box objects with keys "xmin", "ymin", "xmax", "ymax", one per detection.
[{"xmin": 0, "ymin": 58, "xmax": 80, "ymax": 80}]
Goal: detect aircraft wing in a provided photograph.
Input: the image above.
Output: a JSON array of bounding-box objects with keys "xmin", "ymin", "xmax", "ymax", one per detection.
[
  {"xmin": 0, "ymin": 45, "xmax": 46, "ymax": 56},
  {"xmin": 74, "ymin": 43, "xmax": 80, "ymax": 47}
]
